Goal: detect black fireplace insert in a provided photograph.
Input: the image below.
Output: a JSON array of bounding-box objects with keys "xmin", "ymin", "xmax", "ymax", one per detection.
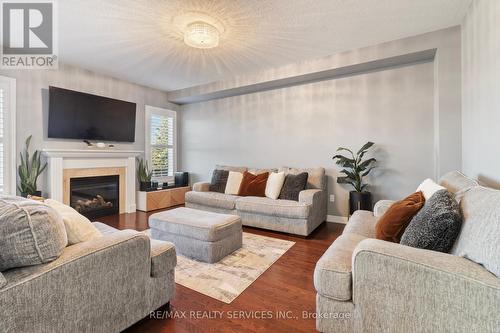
[{"xmin": 70, "ymin": 175, "xmax": 119, "ymax": 219}]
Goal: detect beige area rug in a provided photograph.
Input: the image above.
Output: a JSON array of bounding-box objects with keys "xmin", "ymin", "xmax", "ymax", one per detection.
[{"xmin": 174, "ymin": 232, "xmax": 295, "ymax": 304}]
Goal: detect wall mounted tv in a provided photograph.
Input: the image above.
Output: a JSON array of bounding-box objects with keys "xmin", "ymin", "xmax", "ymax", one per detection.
[{"xmin": 48, "ymin": 86, "xmax": 137, "ymax": 142}]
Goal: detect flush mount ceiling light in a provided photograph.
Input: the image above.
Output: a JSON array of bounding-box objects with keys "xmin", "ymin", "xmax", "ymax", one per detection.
[
  {"xmin": 184, "ymin": 21, "xmax": 219, "ymax": 49},
  {"xmin": 173, "ymin": 11, "xmax": 225, "ymax": 49}
]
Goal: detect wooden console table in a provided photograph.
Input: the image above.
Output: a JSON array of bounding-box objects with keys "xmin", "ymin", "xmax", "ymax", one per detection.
[{"xmin": 136, "ymin": 186, "xmax": 190, "ymax": 212}]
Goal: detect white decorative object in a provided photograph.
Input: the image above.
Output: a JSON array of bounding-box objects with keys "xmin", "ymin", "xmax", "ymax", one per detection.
[
  {"xmin": 44, "ymin": 199, "xmax": 102, "ymax": 245},
  {"xmin": 265, "ymin": 171, "xmax": 286, "ymax": 199},
  {"xmin": 42, "ymin": 149, "xmax": 142, "ymax": 213},
  {"xmin": 225, "ymin": 171, "xmax": 243, "ymax": 195},
  {"xmin": 96, "ymin": 142, "xmax": 106, "ymax": 148},
  {"xmin": 416, "ymin": 178, "xmax": 446, "ymax": 200}
]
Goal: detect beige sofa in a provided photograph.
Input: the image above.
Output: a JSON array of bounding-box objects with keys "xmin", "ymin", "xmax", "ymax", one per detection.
[
  {"xmin": 314, "ymin": 171, "xmax": 500, "ymax": 332},
  {"xmin": 185, "ymin": 165, "xmax": 327, "ymax": 236}
]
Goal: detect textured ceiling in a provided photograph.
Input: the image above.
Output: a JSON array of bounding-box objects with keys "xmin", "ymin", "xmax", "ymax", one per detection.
[{"xmin": 59, "ymin": 0, "xmax": 471, "ymax": 91}]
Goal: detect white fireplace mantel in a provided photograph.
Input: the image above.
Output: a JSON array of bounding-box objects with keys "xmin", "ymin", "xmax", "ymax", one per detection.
[{"xmin": 42, "ymin": 149, "xmax": 143, "ymax": 213}]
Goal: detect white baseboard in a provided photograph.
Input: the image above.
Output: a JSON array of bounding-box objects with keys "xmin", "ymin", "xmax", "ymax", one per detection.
[{"xmin": 326, "ymin": 215, "xmax": 348, "ymax": 224}]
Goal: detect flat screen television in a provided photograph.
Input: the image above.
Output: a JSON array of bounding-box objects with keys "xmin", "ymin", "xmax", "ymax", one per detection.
[{"xmin": 48, "ymin": 86, "xmax": 137, "ymax": 142}]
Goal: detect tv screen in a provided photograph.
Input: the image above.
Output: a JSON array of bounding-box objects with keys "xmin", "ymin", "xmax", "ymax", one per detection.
[{"xmin": 48, "ymin": 86, "xmax": 137, "ymax": 142}]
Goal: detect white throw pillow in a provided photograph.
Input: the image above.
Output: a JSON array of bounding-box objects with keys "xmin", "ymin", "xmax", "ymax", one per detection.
[
  {"xmin": 225, "ymin": 171, "xmax": 244, "ymax": 195},
  {"xmin": 44, "ymin": 199, "xmax": 102, "ymax": 245},
  {"xmin": 265, "ymin": 172, "xmax": 286, "ymax": 200},
  {"xmin": 416, "ymin": 178, "xmax": 446, "ymax": 200}
]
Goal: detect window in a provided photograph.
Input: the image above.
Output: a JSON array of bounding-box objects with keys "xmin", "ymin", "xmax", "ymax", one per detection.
[
  {"xmin": 0, "ymin": 76, "xmax": 16, "ymax": 195},
  {"xmin": 145, "ymin": 106, "xmax": 176, "ymax": 182}
]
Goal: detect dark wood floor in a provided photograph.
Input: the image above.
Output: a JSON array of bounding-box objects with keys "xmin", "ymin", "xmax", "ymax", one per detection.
[{"xmin": 99, "ymin": 209, "xmax": 344, "ymax": 333}]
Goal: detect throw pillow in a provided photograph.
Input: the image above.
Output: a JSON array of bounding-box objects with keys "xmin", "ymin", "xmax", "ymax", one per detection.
[
  {"xmin": 0, "ymin": 196, "xmax": 68, "ymax": 271},
  {"xmin": 375, "ymin": 191, "xmax": 425, "ymax": 243},
  {"xmin": 238, "ymin": 171, "xmax": 269, "ymax": 197},
  {"xmin": 209, "ymin": 169, "xmax": 229, "ymax": 193},
  {"xmin": 225, "ymin": 171, "xmax": 244, "ymax": 195},
  {"xmin": 265, "ymin": 172, "xmax": 286, "ymax": 200},
  {"xmin": 416, "ymin": 178, "xmax": 446, "ymax": 200},
  {"xmin": 279, "ymin": 172, "xmax": 308, "ymax": 201},
  {"xmin": 45, "ymin": 199, "xmax": 102, "ymax": 245},
  {"xmin": 451, "ymin": 186, "xmax": 500, "ymax": 277},
  {"xmin": 400, "ymin": 190, "xmax": 462, "ymax": 253}
]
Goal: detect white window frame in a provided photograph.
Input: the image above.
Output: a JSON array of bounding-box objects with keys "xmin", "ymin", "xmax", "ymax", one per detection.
[
  {"xmin": 145, "ymin": 105, "xmax": 177, "ymax": 183},
  {"xmin": 0, "ymin": 76, "xmax": 16, "ymax": 195}
]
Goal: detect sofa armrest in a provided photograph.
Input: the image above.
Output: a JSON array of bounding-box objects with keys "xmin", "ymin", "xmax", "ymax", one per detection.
[
  {"xmin": 352, "ymin": 239, "xmax": 500, "ymax": 332},
  {"xmin": 299, "ymin": 189, "xmax": 323, "ymax": 205},
  {"xmin": 149, "ymin": 238, "xmax": 176, "ymax": 278},
  {"xmin": 0, "ymin": 272, "xmax": 5, "ymax": 289},
  {"xmin": 192, "ymin": 181, "xmax": 210, "ymax": 192},
  {"xmin": 373, "ymin": 199, "xmax": 395, "ymax": 217}
]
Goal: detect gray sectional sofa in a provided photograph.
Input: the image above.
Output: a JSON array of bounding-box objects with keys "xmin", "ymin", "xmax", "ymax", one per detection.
[
  {"xmin": 314, "ymin": 171, "xmax": 500, "ymax": 333},
  {"xmin": 0, "ymin": 222, "xmax": 176, "ymax": 333},
  {"xmin": 185, "ymin": 165, "xmax": 327, "ymax": 236}
]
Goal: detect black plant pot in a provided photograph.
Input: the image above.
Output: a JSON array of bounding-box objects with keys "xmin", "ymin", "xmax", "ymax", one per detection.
[
  {"xmin": 140, "ymin": 181, "xmax": 159, "ymax": 191},
  {"xmin": 349, "ymin": 191, "xmax": 372, "ymax": 215},
  {"xmin": 21, "ymin": 190, "xmax": 42, "ymax": 198}
]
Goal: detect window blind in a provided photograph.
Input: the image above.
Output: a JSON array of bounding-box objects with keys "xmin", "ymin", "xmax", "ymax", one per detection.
[{"xmin": 150, "ymin": 113, "xmax": 175, "ymax": 179}]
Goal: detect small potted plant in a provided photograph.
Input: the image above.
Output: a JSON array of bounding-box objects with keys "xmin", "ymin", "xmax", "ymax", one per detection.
[
  {"xmin": 137, "ymin": 158, "xmax": 157, "ymax": 191},
  {"xmin": 18, "ymin": 135, "xmax": 47, "ymax": 197},
  {"xmin": 333, "ymin": 142, "xmax": 376, "ymax": 215}
]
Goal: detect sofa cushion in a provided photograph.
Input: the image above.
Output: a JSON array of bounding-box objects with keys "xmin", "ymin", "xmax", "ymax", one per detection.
[
  {"xmin": 149, "ymin": 207, "xmax": 241, "ymax": 242},
  {"xmin": 375, "ymin": 191, "xmax": 425, "ymax": 243},
  {"xmin": 401, "ymin": 190, "xmax": 462, "ymax": 253},
  {"xmin": 209, "ymin": 169, "xmax": 229, "ymax": 193},
  {"xmin": 225, "ymin": 171, "xmax": 244, "ymax": 195},
  {"xmin": 416, "ymin": 178, "xmax": 446, "ymax": 200},
  {"xmin": 314, "ymin": 233, "xmax": 369, "ymax": 301},
  {"xmin": 451, "ymin": 186, "xmax": 500, "ymax": 277},
  {"xmin": 0, "ymin": 196, "xmax": 68, "ymax": 271},
  {"xmin": 45, "ymin": 199, "xmax": 102, "ymax": 245},
  {"xmin": 280, "ymin": 166, "xmax": 325, "ymax": 190},
  {"xmin": 265, "ymin": 172, "xmax": 286, "ymax": 200},
  {"xmin": 439, "ymin": 170, "xmax": 478, "ymax": 201},
  {"xmin": 279, "ymin": 172, "xmax": 308, "ymax": 201},
  {"xmin": 215, "ymin": 165, "xmax": 247, "ymax": 173},
  {"xmin": 238, "ymin": 171, "xmax": 269, "ymax": 197},
  {"xmin": 185, "ymin": 191, "xmax": 240, "ymax": 210},
  {"xmin": 0, "ymin": 272, "xmax": 6, "ymax": 289},
  {"xmin": 236, "ymin": 196, "xmax": 310, "ymax": 219},
  {"xmin": 342, "ymin": 210, "xmax": 377, "ymax": 238}
]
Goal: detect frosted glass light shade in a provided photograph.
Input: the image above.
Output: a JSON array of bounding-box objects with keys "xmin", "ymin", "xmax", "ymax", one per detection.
[{"xmin": 184, "ymin": 21, "xmax": 219, "ymax": 49}]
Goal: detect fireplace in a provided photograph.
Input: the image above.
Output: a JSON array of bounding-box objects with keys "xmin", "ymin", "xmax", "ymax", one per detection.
[{"xmin": 70, "ymin": 175, "xmax": 119, "ymax": 219}]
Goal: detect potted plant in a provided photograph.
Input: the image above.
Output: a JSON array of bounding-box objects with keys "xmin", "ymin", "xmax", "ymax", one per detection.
[
  {"xmin": 333, "ymin": 142, "xmax": 376, "ymax": 215},
  {"xmin": 18, "ymin": 135, "xmax": 47, "ymax": 197},
  {"xmin": 137, "ymin": 158, "xmax": 157, "ymax": 191}
]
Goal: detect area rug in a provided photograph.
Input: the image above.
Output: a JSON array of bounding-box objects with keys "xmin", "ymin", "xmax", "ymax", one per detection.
[{"xmin": 174, "ymin": 232, "xmax": 295, "ymax": 303}]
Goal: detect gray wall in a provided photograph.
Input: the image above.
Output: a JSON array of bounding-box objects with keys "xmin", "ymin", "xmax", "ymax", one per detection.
[
  {"xmin": 179, "ymin": 28, "xmax": 462, "ymax": 218},
  {"xmin": 0, "ymin": 63, "xmax": 176, "ymax": 191},
  {"xmin": 462, "ymin": 0, "xmax": 500, "ymax": 187},
  {"xmin": 180, "ymin": 62, "xmax": 435, "ymax": 217}
]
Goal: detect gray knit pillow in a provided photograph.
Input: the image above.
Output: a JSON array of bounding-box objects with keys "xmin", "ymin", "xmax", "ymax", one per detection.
[
  {"xmin": 209, "ymin": 169, "xmax": 229, "ymax": 193},
  {"xmin": 279, "ymin": 172, "xmax": 308, "ymax": 201},
  {"xmin": 400, "ymin": 190, "xmax": 462, "ymax": 253},
  {"xmin": 0, "ymin": 196, "xmax": 67, "ymax": 271}
]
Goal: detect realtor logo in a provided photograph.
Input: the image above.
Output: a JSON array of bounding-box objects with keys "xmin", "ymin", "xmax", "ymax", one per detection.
[{"xmin": 1, "ymin": 0, "xmax": 58, "ymax": 69}]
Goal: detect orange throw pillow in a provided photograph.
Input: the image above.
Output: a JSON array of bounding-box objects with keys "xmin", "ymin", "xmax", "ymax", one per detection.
[
  {"xmin": 238, "ymin": 171, "xmax": 269, "ymax": 197},
  {"xmin": 375, "ymin": 191, "xmax": 425, "ymax": 243}
]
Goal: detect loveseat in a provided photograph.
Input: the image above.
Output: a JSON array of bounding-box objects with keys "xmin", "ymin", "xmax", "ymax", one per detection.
[
  {"xmin": 314, "ymin": 171, "xmax": 500, "ymax": 332},
  {"xmin": 185, "ymin": 165, "xmax": 327, "ymax": 236},
  {"xmin": 0, "ymin": 222, "xmax": 176, "ymax": 333}
]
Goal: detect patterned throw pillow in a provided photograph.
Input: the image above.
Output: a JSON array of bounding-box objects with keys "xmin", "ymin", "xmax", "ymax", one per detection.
[
  {"xmin": 400, "ymin": 189, "xmax": 462, "ymax": 253},
  {"xmin": 209, "ymin": 169, "xmax": 229, "ymax": 193},
  {"xmin": 279, "ymin": 172, "xmax": 308, "ymax": 201}
]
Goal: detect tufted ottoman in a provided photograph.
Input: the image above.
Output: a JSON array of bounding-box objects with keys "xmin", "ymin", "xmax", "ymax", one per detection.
[{"xmin": 149, "ymin": 207, "xmax": 242, "ymax": 263}]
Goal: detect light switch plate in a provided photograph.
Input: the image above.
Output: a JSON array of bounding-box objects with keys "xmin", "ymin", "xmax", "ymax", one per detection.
[{"xmin": 329, "ymin": 194, "xmax": 335, "ymax": 202}]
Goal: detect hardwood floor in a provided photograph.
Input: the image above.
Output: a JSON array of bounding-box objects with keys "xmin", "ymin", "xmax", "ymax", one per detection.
[{"xmin": 98, "ymin": 209, "xmax": 344, "ymax": 333}]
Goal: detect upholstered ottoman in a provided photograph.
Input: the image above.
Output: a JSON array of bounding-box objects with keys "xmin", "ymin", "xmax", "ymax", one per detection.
[{"xmin": 149, "ymin": 207, "xmax": 242, "ymax": 263}]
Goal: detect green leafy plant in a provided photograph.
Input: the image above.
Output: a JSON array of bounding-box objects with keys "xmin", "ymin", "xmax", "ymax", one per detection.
[
  {"xmin": 136, "ymin": 158, "xmax": 153, "ymax": 182},
  {"xmin": 18, "ymin": 135, "xmax": 47, "ymax": 195},
  {"xmin": 332, "ymin": 142, "xmax": 376, "ymax": 192}
]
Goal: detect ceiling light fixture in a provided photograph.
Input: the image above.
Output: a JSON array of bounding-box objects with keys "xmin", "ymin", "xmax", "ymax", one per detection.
[
  {"xmin": 184, "ymin": 21, "xmax": 219, "ymax": 49},
  {"xmin": 173, "ymin": 11, "xmax": 225, "ymax": 50}
]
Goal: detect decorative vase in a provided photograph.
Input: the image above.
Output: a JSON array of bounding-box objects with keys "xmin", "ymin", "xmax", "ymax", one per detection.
[
  {"xmin": 349, "ymin": 191, "xmax": 372, "ymax": 215},
  {"xmin": 140, "ymin": 181, "xmax": 151, "ymax": 191}
]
